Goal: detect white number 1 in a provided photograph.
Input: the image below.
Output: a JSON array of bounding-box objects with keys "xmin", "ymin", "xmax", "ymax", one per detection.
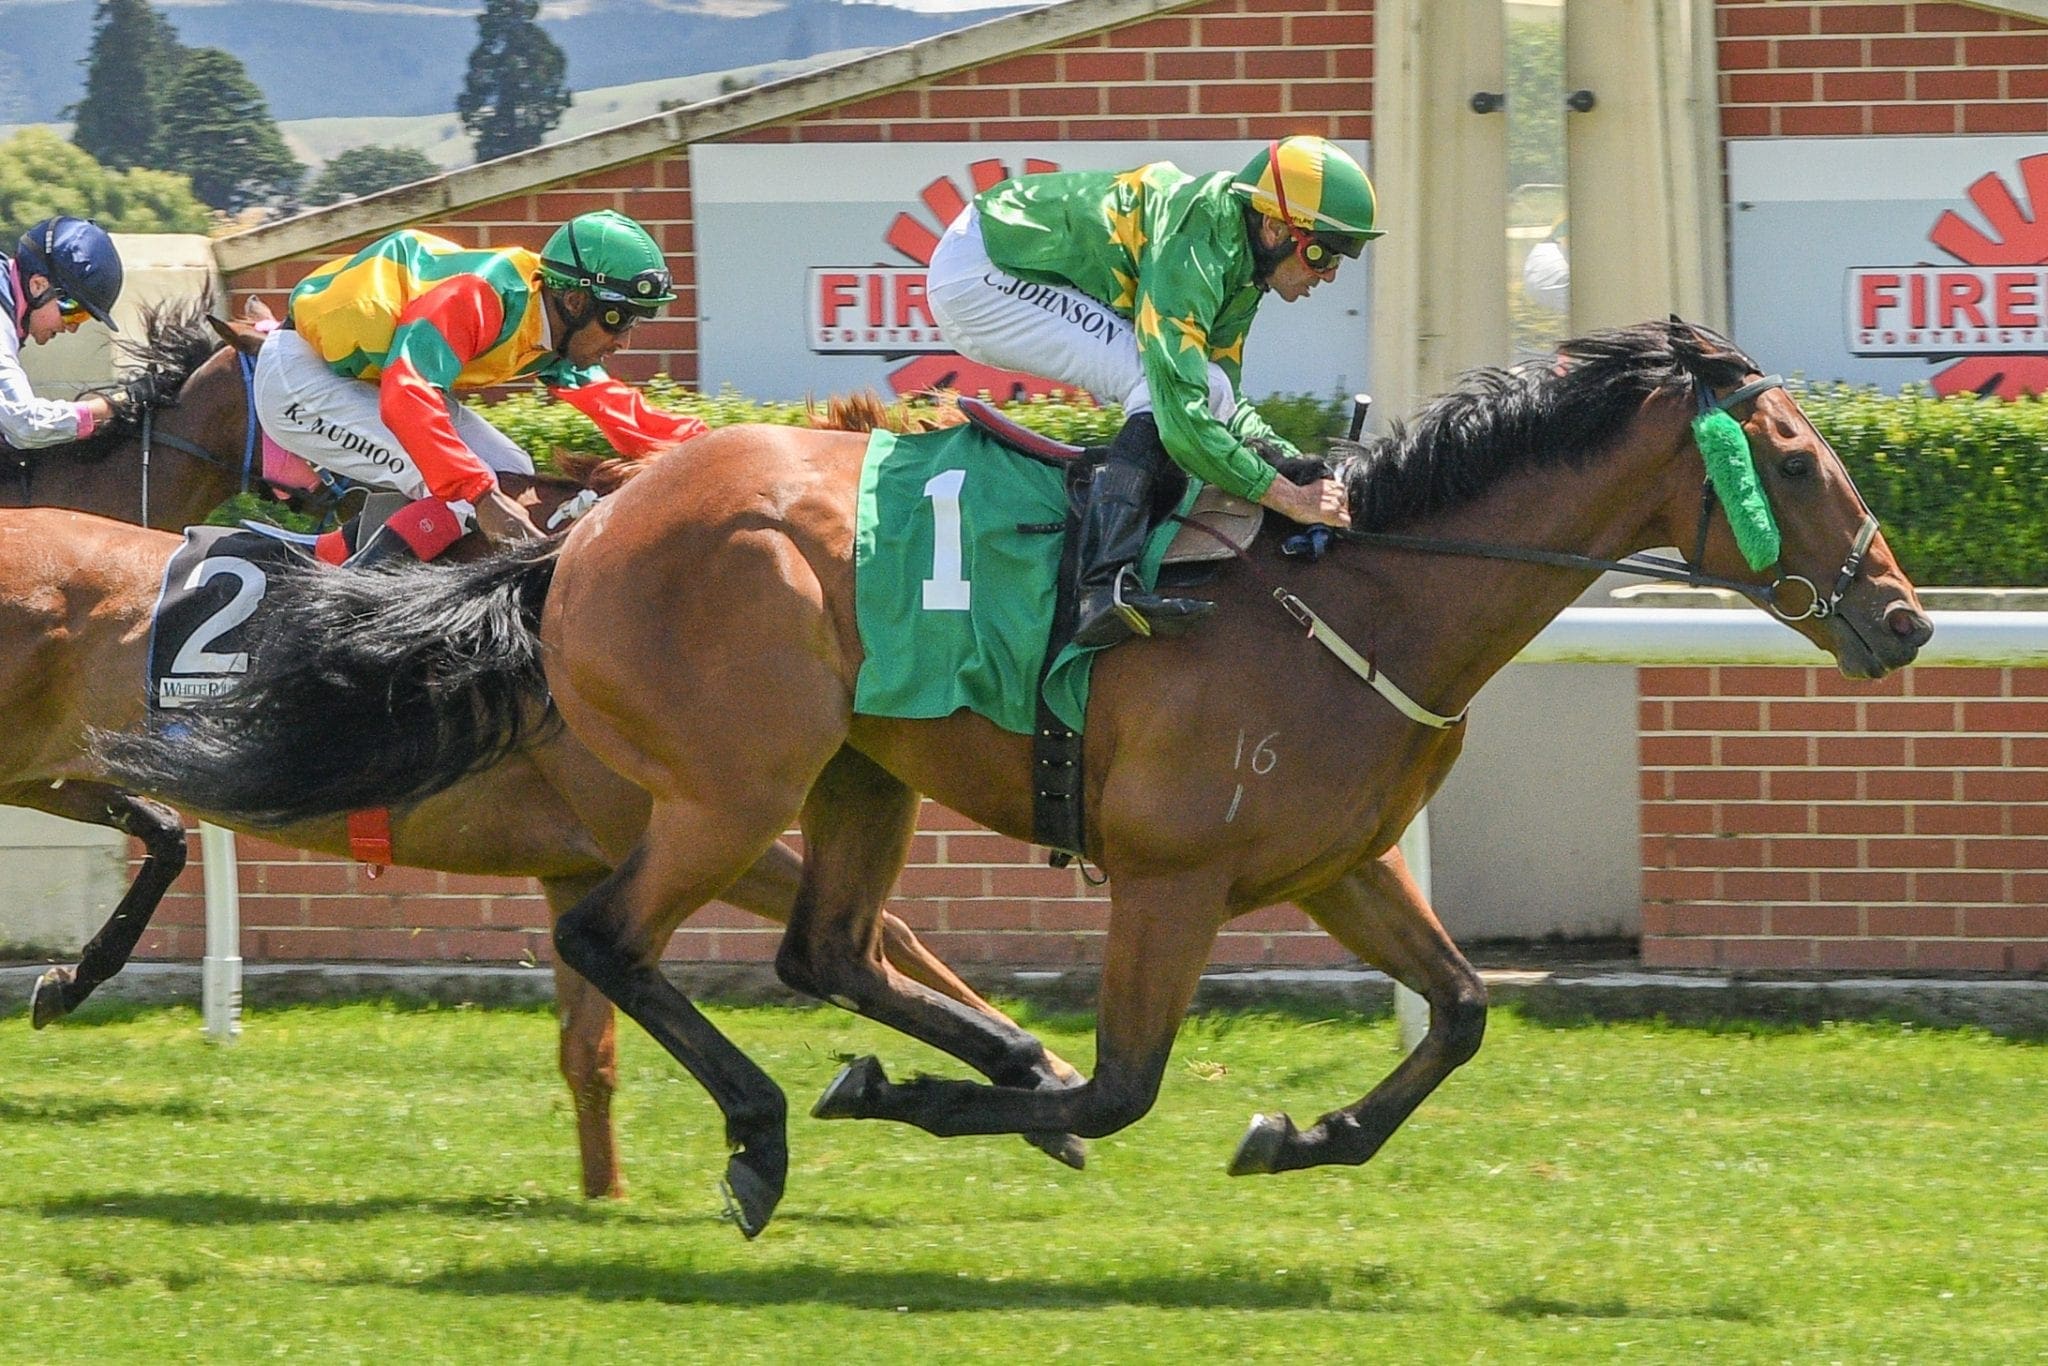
[{"xmin": 922, "ymin": 467, "xmax": 971, "ymax": 611}]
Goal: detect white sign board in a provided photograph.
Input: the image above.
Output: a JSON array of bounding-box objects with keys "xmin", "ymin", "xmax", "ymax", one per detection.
[
  {"xmin": 693, "ymin": 141, "xmax": 1373, "ymax": 405},
  {"xmin": 1729, "ymin": 137, "xmax": 2048, "ymax": 397}
]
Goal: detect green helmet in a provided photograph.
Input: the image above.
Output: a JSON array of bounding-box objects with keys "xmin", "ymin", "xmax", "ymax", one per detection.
[
  {"xmin": 539, "ymin": 210, "xmax": 677, "ymax": 316},
  {"xmin": 1232, "ymin": 137, "xmax": 1383, "ymax": 253}
]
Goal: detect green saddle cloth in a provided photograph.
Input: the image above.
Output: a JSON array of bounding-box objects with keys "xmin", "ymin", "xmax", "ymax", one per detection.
[{"xmin": 853, "ymin": 423, "xmax": 1196, "ymax": 735}]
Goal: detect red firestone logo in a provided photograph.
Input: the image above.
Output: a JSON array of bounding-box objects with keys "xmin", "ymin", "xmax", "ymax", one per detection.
[
  {"xmin": 807, "ymin": 156, "xmax": 1072, "ymax": 400},
  {"xmin": 1845, "ymin": 152, "xmax": 2048, "ymax": 397}
]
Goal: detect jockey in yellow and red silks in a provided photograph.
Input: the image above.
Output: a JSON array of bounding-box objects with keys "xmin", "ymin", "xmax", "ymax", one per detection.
[{"xmin": 253, "ymin": 210, "xmax": 705, "ymax": 559}]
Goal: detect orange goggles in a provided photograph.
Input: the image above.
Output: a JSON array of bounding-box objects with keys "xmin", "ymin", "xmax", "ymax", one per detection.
[{"xmin": 58, "ymin": 297, "xmax": 93, "ymax": 326}]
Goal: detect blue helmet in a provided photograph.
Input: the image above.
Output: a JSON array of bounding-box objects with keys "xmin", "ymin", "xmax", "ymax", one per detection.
[{"xmin": 15, "ymin": 217, "xmax": 124, "ymax": 332}]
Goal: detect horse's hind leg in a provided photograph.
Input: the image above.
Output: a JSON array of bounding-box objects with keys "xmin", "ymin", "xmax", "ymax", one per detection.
[
  {"xmin": 551, "ymin": 805, "xmax": 794, "ymax": 1238},
  {"xmin": 7, "ymin": 783, "xmax": 189, "ymax": 1029},
  {"xmin": 541, "ymin": 871, "xmax": 625, "ymax": 1200},
  {"xmin": 1229, "ymin": 848, "xmax": 1487, "ymax": 1176},
  {"xmin": 727, "ymin": 837, "xmax": 1084, "ymax": 1090},
  {"xmin": 815, "ymin": 872, "xmax": 1227, "ymax": 1143},
  {"xmin": 773, "ymin": 748, "xmax": 1086, "ymax": 1166}
]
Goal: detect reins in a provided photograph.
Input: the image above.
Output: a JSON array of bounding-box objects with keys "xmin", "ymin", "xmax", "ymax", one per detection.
[
  {"xmin": 1332, "ymin": 373, "xmax": 1876, "ymax": 625},
  {"xmin": 1191, "ymin": 368, "xmax": 1880, "ymax": 732}
]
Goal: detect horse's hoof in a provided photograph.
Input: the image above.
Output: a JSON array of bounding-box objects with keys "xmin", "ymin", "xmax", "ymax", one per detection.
[
  {"xmin": 719, "ymin": 1153, "xmax": 784, "ymax": 1241},
  {"xmin": 30, "ymin": 967, "xmax": 75, "ymax": 1030},
  {"xmin": 1023, "ymin": 1131, "xmax": 1087, "ymax": 1171},
  {"xmin": 811, "ymin": 1055, "xmax": 884, "ymax": 1121},
  {"xmin": 1228, "ymin": 1111, "xmax": 1295, "ymax": 1176}
]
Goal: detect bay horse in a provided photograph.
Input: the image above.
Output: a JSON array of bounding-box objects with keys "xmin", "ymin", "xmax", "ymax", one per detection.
[
  {"xmin": 96, "ymin": 320, "xmax": 1933, "ymax": 1237},
  {"xmin": 3, "ymin": 298, "xmax": 292, "ymax": 531},
  {"xmin": 6, "ymin": 507, "xmax": 1082, "ymax": 1203}
]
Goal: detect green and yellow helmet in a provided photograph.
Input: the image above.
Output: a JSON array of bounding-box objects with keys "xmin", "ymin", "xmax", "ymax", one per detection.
[
  {"xmin": 539, "ymin": 210, "xmax": 677, "ymax": 323},
  {"xmin": 1233, "ymin": 136, "xmax": 1383, "ymax": 256}
]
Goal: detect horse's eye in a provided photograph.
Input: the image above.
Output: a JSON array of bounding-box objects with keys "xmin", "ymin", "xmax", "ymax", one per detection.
[{"xmin": 1779, "ymin": 454, "xmax": 1812, "ymax": 478}]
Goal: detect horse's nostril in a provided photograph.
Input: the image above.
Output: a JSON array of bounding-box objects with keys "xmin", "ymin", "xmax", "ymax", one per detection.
[{"xmin": 1885, "ymin": 605, "xmax": 1933, "ymax": 647}]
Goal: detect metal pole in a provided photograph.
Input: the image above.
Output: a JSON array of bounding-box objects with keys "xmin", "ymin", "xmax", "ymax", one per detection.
[
  {"xmin": 1394, "ymin": 811, "xmax": 1431, "ymax": 1054},
  {"xmin": 200, "ymin": 823, "xmax": 242, "ymax": 1043}
]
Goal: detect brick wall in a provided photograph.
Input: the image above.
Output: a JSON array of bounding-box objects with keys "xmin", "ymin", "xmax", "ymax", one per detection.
[
  {"xmin": 225, "ymin": 0, "xmax": 1371, "ymax": 386},
  {"xmin": 132, "ymin": 802, "xmax": 1350, "ymax": 971},
  {"xmin": 1718, "ymin": 0, "xmax": 2048, "ymax": 136},
  {"xmin": 1640, "ymin": 665, "xmax": 2048, "ymax": 972}
]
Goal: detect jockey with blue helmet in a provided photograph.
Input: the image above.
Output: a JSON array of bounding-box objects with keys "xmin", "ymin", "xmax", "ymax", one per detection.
[{"xmin": 0, "ymin": 216, "xmax": 125, "ymax": 449}]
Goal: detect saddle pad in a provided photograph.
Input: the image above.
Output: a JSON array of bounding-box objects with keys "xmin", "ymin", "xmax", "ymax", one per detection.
[
  {"xmin": 853, "ymin": 424, "xmax": 1193, "ymax": 735},
  {"xmin": 147, "ymin": 526, "xmax": 306, "ymax": 710}
]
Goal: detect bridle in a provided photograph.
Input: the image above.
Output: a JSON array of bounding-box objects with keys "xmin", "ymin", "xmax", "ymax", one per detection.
[
  {"xmin": 135, "ymin": 349, "xmax": 262, "ymax": 525},
  {"xmin": 1332, "ymin": 372, "xmax": 1880, "ymax": 624}
]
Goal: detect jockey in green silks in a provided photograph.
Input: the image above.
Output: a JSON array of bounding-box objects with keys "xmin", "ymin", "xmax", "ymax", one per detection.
[{"xmin": 924, "ymin": 136, "xmax": 1380, "ymax": 647}]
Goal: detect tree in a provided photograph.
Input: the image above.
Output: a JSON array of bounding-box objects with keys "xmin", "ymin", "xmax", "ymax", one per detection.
[
  {"xmin": 0, "ymin": 128, "xmax": 210, "ymax": 234},
  {"xmin": 305, "ymin": 145, "xmax": 442, "ymax": 206},
  {"xmin": 457, "ymin": 0, "xmax": 571, "ymax": 163},
  {"xmin": 71, "ymin": 0, "xmax": 186, "ymax": 171},
  {"xmin": 151, "ymin": 48, "xmax": 304, "ymax": 214}
]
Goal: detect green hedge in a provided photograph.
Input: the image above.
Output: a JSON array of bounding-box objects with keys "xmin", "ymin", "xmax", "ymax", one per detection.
[
  {"xmin": 469, "ymin": 381, "xmax": 1350, "ymax": 462},
  {"xmin": 234, "ymin": 379, "xmax": 2041, "ymax": 587},
  {"xmin": 1802, "ymin": 383, "xmax": 2047, "ymax": 588}
]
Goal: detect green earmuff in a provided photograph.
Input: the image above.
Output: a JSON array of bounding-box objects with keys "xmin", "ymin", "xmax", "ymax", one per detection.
[{"xmin": 1693, "ymin": 407, "xmax": 1781, "ymax": 572}]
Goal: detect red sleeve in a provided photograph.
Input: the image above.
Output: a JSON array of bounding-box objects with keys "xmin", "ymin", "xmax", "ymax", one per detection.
[
  {"xmin": 548, "ymin": 378, "xmax": 708, "ymax": 457},
  {"xmin": 378, "ymin": 276, "xmax": 506, "ymax": 504}
]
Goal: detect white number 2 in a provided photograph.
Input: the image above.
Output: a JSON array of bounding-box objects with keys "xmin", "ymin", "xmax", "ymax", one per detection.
[
  {"xmin": 170, "ymin": 556, "xmax": 266, "ymax": 675},
  {"xmin": 921, "ymin": 468, "xmax": 971, "ymax": 611}
]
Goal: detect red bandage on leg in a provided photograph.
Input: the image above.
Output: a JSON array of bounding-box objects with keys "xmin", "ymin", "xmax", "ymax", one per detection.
[
  {"xmin": 385, "ymin": 497, "xmax": 467, "ymax": 561},
  {"xmin": 347, "ymin": 807, "xmax": 393, "ymax": 873}
]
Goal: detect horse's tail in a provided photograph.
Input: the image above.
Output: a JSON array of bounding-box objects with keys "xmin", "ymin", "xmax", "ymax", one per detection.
[{"xmin": 94, "ymin": 540, "xmax": 561, "ymax": 826}]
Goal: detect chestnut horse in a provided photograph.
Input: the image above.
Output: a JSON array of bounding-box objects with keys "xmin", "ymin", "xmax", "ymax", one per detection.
[
  {"xmin": 9, "ymin": 508, "xmax": 1081, "ymax": 1202},
  {"xmin": 12, "ymin": 323, "xmax": 1079, "ymax": 1201},
  {"xmin": 98, "ymin": 321, "xmax": 1933, "ymax": 1237}
]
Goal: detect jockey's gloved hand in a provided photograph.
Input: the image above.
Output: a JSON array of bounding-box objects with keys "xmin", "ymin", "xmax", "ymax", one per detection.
[{"xmin": 106, "ymin": 367, "xmax": 181, "ymax": 426}]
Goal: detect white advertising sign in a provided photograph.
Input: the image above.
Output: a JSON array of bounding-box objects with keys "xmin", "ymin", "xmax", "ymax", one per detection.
[
  {"xmin": 1729, "ymin": 137, "xmax": 2048, "ymax": 397},
  {"xmin": 693, "ymin": 141, "xmax": 1373, "ymax": 405}
]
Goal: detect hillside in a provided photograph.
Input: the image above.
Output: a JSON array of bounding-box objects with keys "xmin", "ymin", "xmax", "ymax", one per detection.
[
  {"xmin": 0, "ymin": 0, "xmax": 1027, "ymax": 124},
  {"xmin": 278, "ymin": 51, "xmax": 873, "ymax": 172}
]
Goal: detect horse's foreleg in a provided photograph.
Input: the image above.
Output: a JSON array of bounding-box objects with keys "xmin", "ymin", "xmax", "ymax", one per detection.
[
  {"xmin": 1229, "ymin": 850, "xmax": 1486, "ymax": 1176},
  {"xmin": 551, "ymin": 809, "xmax": 790, "ymax": 1239},
  {"xmin": 816, "ymin": 873, "xmax": 1224, "ymax": 1143},
  {"xmin": 725, "ymin": 836, "xmax": 1085, "ymax": 1089},
  {"xmin": 772, "ymin": 749, "xmax": 1087, "ymax": 1165},
  {"xmin": 541, "ymin": 871, "xmax": 624, "ymax": 1200},
  {"xmin": 13, "ymin": 784, "xmax": 188, "ymax": 1029}
]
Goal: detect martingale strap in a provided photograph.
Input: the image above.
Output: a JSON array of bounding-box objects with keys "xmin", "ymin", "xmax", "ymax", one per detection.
[{"xmin": 1274, "ymin": 588, "xmax": 1466, "ymax": 730}]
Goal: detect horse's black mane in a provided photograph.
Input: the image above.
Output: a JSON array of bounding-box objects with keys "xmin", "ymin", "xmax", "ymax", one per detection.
[
  {"xmin": 32, "ymin": 296, "xmax": 225, "ymax": 461},
  {"xmin": 1340, "ymin": 318, "xmax": 1761, "ymax": 531}
]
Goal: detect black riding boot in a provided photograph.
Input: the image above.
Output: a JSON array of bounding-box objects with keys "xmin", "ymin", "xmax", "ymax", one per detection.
[{"xmin": 1071, "ymin": 415, "xmax": 1214, "ymax": 648}]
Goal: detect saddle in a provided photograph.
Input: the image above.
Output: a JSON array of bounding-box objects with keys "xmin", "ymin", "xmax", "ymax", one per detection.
[
  {"xmin": 959, "ymin": 397, "xmax": 1268, "ymax": 566},
  {"xmin": 956, "ymin": 397, "xmax": 1268, "ymax": 869}
]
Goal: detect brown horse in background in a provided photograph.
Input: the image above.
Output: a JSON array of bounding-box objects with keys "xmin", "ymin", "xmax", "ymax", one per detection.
[
  {"xmin": 3, "ymin": 299, "xmax": 293, "ymax": 531},
  {"xmin": 96, "ymin": 320, "xmax": 1933, "ymax": 1238}
]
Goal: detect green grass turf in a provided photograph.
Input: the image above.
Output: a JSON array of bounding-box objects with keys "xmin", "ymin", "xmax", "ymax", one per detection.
[{"xmin": 0, "ymin": 1000, "xmax": 2040, "ymax": 1362}]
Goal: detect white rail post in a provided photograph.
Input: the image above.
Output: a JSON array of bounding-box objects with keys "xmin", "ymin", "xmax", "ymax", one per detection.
[
  {"xmin": 200, "ymin": 823, "xmax": 242, "ymax": 1043},
  {"xmin": 1394, "ymin": 811, "xmax": 1431, "ymax": 1053}
]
